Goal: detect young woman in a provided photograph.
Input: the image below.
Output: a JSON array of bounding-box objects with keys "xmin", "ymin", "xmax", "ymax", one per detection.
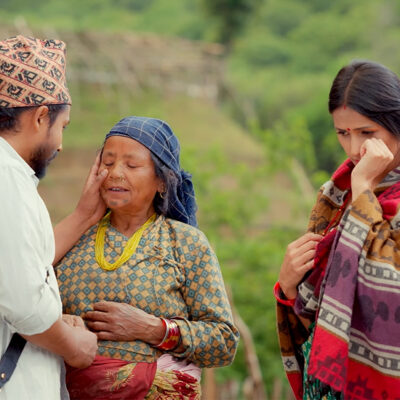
[{"xmin": 276, "ymin": 61, "xmax": 400, "ymax": 399}]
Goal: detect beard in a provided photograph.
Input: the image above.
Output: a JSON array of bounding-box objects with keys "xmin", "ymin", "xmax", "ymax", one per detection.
[{"xmin": 29, "ymin": 144, "xmax": 58, "ymax": 180}]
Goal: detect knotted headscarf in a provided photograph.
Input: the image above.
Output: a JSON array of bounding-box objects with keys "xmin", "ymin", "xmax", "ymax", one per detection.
[{"xmin": 105, "ymin": 116, "xmax": 198, "ymax": 227}]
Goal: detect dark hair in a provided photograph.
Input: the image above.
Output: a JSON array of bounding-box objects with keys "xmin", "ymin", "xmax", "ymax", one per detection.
[
  {"xmin": 0, "ymin": 104, "xmax": 68, "ymax": 132},
  {"xmin": 150, "ymin": 152, "xmax": 179, "ymax": 217},
  {"xmin": 329, "ymin": 61, "xmax": 400, "ymax": 136}
]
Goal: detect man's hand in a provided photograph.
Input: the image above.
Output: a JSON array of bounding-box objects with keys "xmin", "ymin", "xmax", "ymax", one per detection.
[
  {"xmin": 74, "ymin": 152, "xmax": 108, "ymax": 227},
  {"xmin": 22, "ymin": 317, "xmax": 98, "ymax": 370},
  {"xmin": 62, "ymin": 314, "xmax": 86, "ymax": 329}
]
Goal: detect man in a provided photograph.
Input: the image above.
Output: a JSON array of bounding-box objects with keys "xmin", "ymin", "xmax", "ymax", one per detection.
[{"xmin": 0, "ymin": 35, "xmax": 98, "ymax": 399}]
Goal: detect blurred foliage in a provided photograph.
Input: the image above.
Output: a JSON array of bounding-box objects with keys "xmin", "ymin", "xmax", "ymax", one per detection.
[
  {"xmin": 227, "ymin": 0, "xmax": 400, "ymax": 175},
  {"xmin": 201, "ymin": 0, "xmax": 261, "ymax": 45},
  {"xmin": 4, "ymin": 0, "xmax": 400, "ymax": 397},
  {"xmin": 4, "ymin": 0, "xmax": 400, "ymax": 175}
]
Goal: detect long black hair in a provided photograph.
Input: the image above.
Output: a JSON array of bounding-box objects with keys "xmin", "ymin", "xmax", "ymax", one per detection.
[{"xmin": 329, "ymin": 61, "xmax": 400, "ymax": 136}]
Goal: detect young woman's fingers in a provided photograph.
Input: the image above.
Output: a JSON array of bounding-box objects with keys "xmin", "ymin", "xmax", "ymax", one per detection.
[{"xmin": 293, "ymin": 249, "xmax": 317, "ymax": 270}]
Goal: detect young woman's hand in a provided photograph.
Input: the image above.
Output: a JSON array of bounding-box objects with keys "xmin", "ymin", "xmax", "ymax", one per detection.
[
  {"xmin": 351, "ymin": 138, "xmax": 395, "ymax": 200},
  {"xmin": 279, "ymin": 232, "xmax": 322, "ymax": 299}
]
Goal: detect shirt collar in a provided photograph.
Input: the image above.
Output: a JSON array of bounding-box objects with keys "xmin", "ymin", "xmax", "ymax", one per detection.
[{"xmin": 0, "ymin": 136, "xmax": 39, "ymax": 186}]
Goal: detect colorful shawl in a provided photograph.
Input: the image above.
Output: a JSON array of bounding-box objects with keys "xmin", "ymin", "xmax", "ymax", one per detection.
[{"xmin": 277, "ymin": 159, "xmax": 400, "ymax": 399}]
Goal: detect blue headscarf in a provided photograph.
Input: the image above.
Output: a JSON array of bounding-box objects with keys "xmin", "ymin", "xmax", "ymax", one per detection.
[{"xmin": 105, "ymin": 116, "xmax": 198, "ymax": 227}]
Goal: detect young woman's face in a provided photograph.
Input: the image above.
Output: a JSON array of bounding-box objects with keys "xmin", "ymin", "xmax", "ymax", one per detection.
[{"xmin": 332, "ymin": 107, "xmax": 400, "ymax": 169}]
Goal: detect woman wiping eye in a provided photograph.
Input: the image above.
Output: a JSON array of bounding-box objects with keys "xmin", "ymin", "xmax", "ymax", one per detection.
[{"xmin": 276, "ymin": 60, "xmax": 400, "ymax": 400}]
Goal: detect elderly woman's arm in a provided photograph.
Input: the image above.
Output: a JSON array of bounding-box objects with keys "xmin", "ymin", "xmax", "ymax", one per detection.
[{"xmin": 169, "ymin": 231, "xmax": 240, "ymax": 368}]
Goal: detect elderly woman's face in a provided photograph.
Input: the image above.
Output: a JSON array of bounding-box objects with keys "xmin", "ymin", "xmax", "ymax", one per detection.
[{"xmin": 99, "ymin": 136, "xmax": 163, "ymax": 214}]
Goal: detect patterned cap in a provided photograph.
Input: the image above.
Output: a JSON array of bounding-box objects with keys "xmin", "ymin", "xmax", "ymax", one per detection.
[{"xmin": 0, "ymin": 35, "xmax": 71, "ymax": 108}]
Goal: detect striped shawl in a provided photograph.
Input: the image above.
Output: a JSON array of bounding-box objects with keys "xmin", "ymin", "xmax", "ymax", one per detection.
[{"xmin": 277, "ymin": 159, "xmax": 400, "ymax": 399}]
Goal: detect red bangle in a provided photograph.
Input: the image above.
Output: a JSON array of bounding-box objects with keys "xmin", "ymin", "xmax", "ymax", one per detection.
[
  {"xmin": 154, "ymin": 318, "xmax": 181, "ymax": 351},
  {"xmin": 273, "ymin": 281, "xmax": 296, "ymax": 307}
]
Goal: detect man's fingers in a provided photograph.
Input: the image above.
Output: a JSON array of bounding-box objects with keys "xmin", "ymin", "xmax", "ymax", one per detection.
[
  {"xmin": 85, "ymin": 153, "xmax": 107, "ymax": 187},
  {"xmin": 72, "ymin": 316, "xmax": 86, "ymax": 329},
  {"xmin": 94, "ymin": 151, "xmax": 102, "ymax": 168},
  {"xmin": 96, "ymin": 169, "xmax": 108, "ymax": 184}
]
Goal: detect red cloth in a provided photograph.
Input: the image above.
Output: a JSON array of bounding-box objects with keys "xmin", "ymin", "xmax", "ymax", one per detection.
[{"xmin": 66, "ymin": 355, "xmax": 157, "ymax": 400}]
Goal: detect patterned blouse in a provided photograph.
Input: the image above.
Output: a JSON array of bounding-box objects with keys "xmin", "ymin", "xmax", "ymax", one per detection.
[{"xmin": 56, "ymin": 215, "xmax": 239, "ymax": 368}]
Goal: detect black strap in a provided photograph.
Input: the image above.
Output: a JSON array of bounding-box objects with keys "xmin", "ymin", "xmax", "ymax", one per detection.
[{"xmin": 0, "ymin": 333, "xmax": 26, "ymax": 388}]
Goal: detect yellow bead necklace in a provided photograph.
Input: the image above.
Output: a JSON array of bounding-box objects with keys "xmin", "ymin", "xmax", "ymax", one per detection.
[{"xmin": 95, "ymin": 211, "xmax": 156, "ymax": 271}]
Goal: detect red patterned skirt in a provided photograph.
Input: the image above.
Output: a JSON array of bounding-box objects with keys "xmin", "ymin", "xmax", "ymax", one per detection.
[{"xmin": 66, "ymin": 355, "xmax": 201, "ymax": 400}]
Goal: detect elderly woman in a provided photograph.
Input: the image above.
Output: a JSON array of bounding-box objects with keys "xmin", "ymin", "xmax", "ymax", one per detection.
[
  {"xmin": 276, "ymin": 60, "xmax": 400, "ymax": 400},
  {"xmin": 55, "ymin": 116, "xmax": 239, "ymax": 399}
]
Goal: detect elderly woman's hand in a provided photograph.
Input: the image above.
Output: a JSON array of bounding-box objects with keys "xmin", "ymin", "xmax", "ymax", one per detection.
[
  {"xmin": 84, "ymin": 301, "xmax": 165, "ymax": 345},
  {"xmin": 279, "ymin": 232, "xmax": 322, "ymax": 300}
]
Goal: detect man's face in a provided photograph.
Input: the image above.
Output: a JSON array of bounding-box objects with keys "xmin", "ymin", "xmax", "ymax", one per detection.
[{"xmin": 30, "ymin": 106, "xmax": 70, "ymax": 179}]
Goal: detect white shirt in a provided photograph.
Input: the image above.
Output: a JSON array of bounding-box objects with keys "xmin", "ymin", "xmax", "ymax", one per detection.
[{"xmin": 0, "ymin": 137, "xmax": 63, "ymax": 399}]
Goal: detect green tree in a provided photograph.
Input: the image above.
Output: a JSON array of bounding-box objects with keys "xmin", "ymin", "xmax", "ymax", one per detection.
[{"xmin": 201, "ymin": 0, "xmax": 261, "ymax": 45}]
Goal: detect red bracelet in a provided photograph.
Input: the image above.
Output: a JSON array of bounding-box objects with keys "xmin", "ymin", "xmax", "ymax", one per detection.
[
  {"xmin": 154, "ymin": 318, "xmax": 181, "ymax": 351},
  {"xmin": 273, "ymin": 281, "xmax": 296, "ymax": 307}
]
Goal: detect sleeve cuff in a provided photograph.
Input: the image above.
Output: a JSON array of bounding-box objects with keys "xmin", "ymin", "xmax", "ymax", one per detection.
[
  {"xmin": 168, "ymin": 317, "xmax": 194, "ymax": 359},
  {"xmin": 10, "ymin": 271, "xmax": 62, "ymax": 335}
]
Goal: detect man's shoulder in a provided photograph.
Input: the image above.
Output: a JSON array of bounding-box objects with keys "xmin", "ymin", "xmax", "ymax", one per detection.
[
  {"xmin": 0, "ymin": 161, "xmax": 34, "ymax": 196},
  {"xmin": 0, "ymin": 138, "xmax": 33, "ymax": 180}
]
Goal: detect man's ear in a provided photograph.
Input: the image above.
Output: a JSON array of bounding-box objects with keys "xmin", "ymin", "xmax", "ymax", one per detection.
[{"xmin": 31, "ymin": 105, "xmax": 49, "ymax": 133}]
